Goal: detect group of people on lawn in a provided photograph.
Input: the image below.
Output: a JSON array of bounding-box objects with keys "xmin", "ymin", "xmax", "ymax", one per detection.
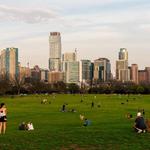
[
  {"xmin": 80, "ymin": 111, "xmax": 150, "ymax": 132},
  {"xmin": 0, "ymin": 101, "xmax": 150, "ymax": 134},
  {"xmin": 0, "ymin": 103, "xmax": 34, "ymax": 134}
]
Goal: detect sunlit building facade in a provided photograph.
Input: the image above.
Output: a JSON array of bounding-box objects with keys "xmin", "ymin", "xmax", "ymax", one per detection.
[
  {"xmin": 116, "ymin": 48, "xmax": 130, "ymax": 82},
  {"xmin": 49, "ymin": 32, "xmax": 61, "ymax": 71},
  {"xmin": 94, "ymin": 58, "xmax": 111, "ymax": 82},
  {"xmin": 0, "ymin": 47, "xmax": 19, "ymax": 80},
  {"xmin": 48, "ymin": 71, "xmax": 64, "ymax": 83},
  {"xmin": 79, "ymin": 60, "xmax": 92, "ymax": 83},
  {"xmin": 130, "ymin": 64, "xmax": 138, "ymax": 84}
]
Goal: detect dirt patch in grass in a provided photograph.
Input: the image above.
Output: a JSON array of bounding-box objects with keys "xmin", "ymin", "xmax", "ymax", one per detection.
[
  {"xmin": 60, "ymin": 144, "xmax": 101, "ymax": 150},
  {"xmin": 60, "ymin": 144, "xmax": 121, "ymax": 150}
]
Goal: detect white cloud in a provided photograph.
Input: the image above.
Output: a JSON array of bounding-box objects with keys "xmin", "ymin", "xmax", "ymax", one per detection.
[
  {"xmin": 44, "ymin": 0, "xmax": 112, "ymax": 7},
  {"xmin": 138, "ymin": 24, "xmax": 150, "ymax": 32},
  {"xmin": 0, "ymin": 0, "xmax": 150, "ymax": 71},
  {"xmin": 0, "ymin": 5, "xmax": 58, "ymax": 23}
]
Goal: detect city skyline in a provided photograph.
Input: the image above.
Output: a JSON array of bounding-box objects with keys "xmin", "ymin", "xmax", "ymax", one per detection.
[{"xmin": 0, "ymin": 0, "xmax": 150, "ymax": 72}]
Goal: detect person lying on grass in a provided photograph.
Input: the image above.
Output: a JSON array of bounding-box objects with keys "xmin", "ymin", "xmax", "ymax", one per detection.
[{"xmin": 133, "ymin": 112, "xmax": 147, "ymax": 133}]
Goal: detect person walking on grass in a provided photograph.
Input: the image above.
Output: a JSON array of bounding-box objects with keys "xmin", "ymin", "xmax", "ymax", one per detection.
[
  {"xmin": 61, "ymin": 104, "xmax": 66, "ymax": 112},
  {"xmin": 0, "ymin": 103, "xmax": 7, "ymax": 134},
  {"xmin": 91, "ymin": 101, "xmax": 94, "ymax": 108}
]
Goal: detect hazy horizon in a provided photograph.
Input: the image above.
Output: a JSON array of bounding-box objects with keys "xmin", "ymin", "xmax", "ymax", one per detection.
[{"xmin": 0, "ymin": 0, "xmax": 150, "ymax": 74}]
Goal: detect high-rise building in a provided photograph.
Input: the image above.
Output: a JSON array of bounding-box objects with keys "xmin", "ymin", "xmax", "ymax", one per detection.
[
  {"xmin": 62, "ymin": 51, "xmax": 79, "ymax": 84},
  {"xmin": 116, "ymin": 48, "xmax": 130, "ymax": 82},
  {"xmin": 116, "ymin": 60, "xmax": 130, "ymax": 82},
  {"xmin": 19, "ymin": 65, "xmax": 31, "ymax": 80},
  {"xmin": 64, "ymin": 61, "xmax": 79, "ymax": 83},
  {"xmin": 62, "ymin": 52, "xmax": 77, "ymax": 62},
  {"xmin": 48, "ymin": 71, "xmax": 64, "ymax": 83},
  {"xmin": 94, "ymin": 58, "xmax": 111, "ymax": 82},
  {"xmin": 90, "ymin": 62, "xmax": 94, "ymax": 81},
  {"xmin": 145, "ymin": 67, "xmax": 150, "ymax": 83},
  {"xmin": 31, "ymin": 65, "xmax": 41, "ymax": 81},
  {"xmin": 138, "ymin": 70, "xmax": 146, "ymax": 83},
  {"xmin": 41, "ymin": 69, "xmax": 49, "ymax": 82},
  {"xmin": 138, "ymin": 67, "xmax": 150, "ymax": 84},
  {"xmin": 79, "ymin": 60, "xmax": 92, "ymax": 83},
  {"xmin": 49, "ymin": 32, "xmax": 61, "ymax": 71},
  {"xmin": 0, "ymin": 48, "xmax": 19, "ymax": 80},
  {"xmin": 119, "ymin": 48, "xmax": 128, "ymax": 60},
  {"xmin": 130, "ymin": 64, "xmax": 138, "ymax": 84}
]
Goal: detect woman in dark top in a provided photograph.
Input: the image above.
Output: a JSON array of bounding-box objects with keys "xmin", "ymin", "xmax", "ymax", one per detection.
[
  {"xmin": 0, "ymin": 103, "xmax": 7, "ymax": 134},
  {"xmin": 134, "ymin": 112, "xmax": 146, "ymax": 133}
]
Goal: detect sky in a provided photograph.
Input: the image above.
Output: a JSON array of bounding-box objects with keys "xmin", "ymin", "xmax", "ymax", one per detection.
[{"xmin": 0, "ymin": 0, "xmax": 150, "ymax": 74}]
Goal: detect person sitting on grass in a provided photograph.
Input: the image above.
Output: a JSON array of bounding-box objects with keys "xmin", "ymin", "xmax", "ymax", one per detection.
[
  {"xmin": 133, "ymin": 112, "xmax": 147, "ymax": 133},
  {"xmin": 126, "ymin": 112, "xmax": 133, "ymax": 119},
  {"xmin": 83, "ymin": 118, "xmax": 91, "ymax": 127},
  {"xmin": 27, "ymin": 122, "xmax": 34, "ymax": 130},
  {"xmin": 19, "ymin": 122, "xmax": 28, "ymax": 130},
  {"xmin": 71, "ymin": 108, "xmax": 77, "ymax": 113},
  {"xmin": 41, "ymin": 99, "xmax": 47, "ymax": 104},
  {"xmin": 80, "ymin": 99, "xmax": 83, "ymax": 103}
]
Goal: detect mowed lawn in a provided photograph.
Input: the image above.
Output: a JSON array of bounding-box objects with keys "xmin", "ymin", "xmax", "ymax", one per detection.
[{"xmin": 0, "ymin": 94, "xmax": 150, "ymax": 150}]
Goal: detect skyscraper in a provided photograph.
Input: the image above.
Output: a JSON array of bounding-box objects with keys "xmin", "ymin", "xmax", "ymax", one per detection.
[
  {"xmin": 131, "ymin": 64, "xmax": 138, "ymax": 84},
  {"xmin": 31, "ymin": 65, "xmax": 41, "ymax": 81},
  {"xmin": 0, "ymin": 48, "xmax": 19, "ymax": 80},
  {"xmin": 138, "ymin": 67, "xmax": 150, "ymax": 84},
  {"xmin": 49, "ymin": 32, "xmax": 61, "ymax": 71},
  {"xmin": 116, "ymin": 48, "xmax": 130, "ymax": 82},
  {"xmin": 48, "ymin": 71, "xmax": 64, "ymax": 83},
  {"xmin": 62, "ymin": 52, "xmax": 79, "ymax": 83},
  {"xmin": 138, "ymin": 70, "xmax": 146, "ymax": 83},
  {"xmin": 41, "ymin": 69, "xmax": 49, "ymax": 82},
  {"xmin": 145, "ymin": 67, "xmax": 150, "ymax": 83},
  {"xmin": 119, "ymin": 48, "xmax": 128, "ymax": 60},
  {"xmin": 94, "ymin": 58, "xmax": 111, "ymax": 82},
  {"xmin": 19, "ymin": 64, "xmax": 31, "ymax": 80},
  {"xmin": 79, "ymin": 60, "xmax": 92, "ymax": 83},
  {"xmin": 62, "ymin": 52, "xmax": 77, "ymax": 62},
  {"xmin": 65, "ymin": 61, "xmax": 79, "ymax": 83}
]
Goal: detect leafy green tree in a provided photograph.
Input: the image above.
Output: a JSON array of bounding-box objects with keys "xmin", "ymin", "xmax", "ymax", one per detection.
[
  {"xmin": 67, "ymin": 83, "xmax": 80, "ymax": 94},
  {"xmin": 136, "ymin": 86, "xmax": 145, "ymax": 94},
  {"xmin": 0, "ymin": 77, "xmax": 12, "ymax": 95}
]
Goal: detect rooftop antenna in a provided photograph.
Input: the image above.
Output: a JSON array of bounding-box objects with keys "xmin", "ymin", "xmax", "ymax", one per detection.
[
  {"xmin": 75, "ymin": 48, "xmax": 77, "ymax": 53},
  {"xmin": 27, "ymin": 62, "xmax": 29, "ymax": 68},
  {"xmin": 75, "ymin": 48, "xmax": 77, "ymax": 61}
]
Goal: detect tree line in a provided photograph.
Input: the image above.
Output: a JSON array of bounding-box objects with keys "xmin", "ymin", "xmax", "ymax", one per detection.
[{"xmin": 0, "ymin": 77, "xmax": 150, "ymax": 95}]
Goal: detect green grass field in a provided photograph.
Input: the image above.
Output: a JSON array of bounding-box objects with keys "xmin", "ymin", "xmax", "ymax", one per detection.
[{"xmin": 0, "ymin": 94, "xmax": 150, "ymax": 150}]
